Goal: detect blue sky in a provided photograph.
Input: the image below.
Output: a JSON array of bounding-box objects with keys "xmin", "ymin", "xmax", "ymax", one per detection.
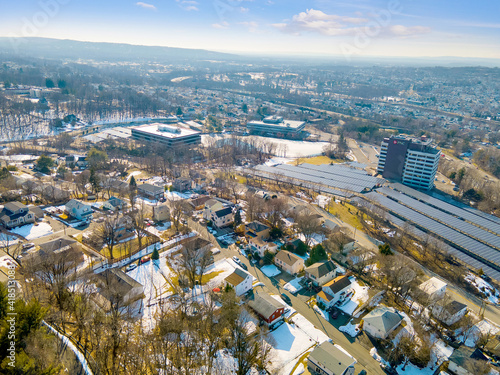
[{"xmin": 1, "ymin": 0, "xmax": 499, "ymax": 59}]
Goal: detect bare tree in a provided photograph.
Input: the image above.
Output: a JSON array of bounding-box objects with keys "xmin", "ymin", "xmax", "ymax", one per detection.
[{"xmin": 294, "ymin": 213, "xmax": 324, "ymax": 247}]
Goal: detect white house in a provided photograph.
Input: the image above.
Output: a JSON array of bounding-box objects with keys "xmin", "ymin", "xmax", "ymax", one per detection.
[
  {"xmin": 431, "ymin": 300, "xmax": 468, "ymax": 326},
  {"xmin": 248, "ymin": 237, "xmax": 278, "ymax": 257},
  {"xmin": 307, "ymin": 341, "xmax": 356, "ymax": 375},
  {"xmin": 305, "ymin": 260, "xmax": 337, "ymax": 286},
  {"xmin": 419, "ymin": 277, "xmax": 447, "ymax": 301},
  {"xmin": 316, "ymin": 275, "xmax": 353, "ymax": 309},
  {"xmin": 65, "ymin": 199, "xmax": 93, "ymax": 221},
  {"xmin": 210, "ymin": 207, "xmax": 234, "ymax": 228},
  {"xmin": 225, "ymin": 268, "xmax": 253, "ymax": 296},
  {"xmin": 363, "ymin": 306, "xmax": 403, "ymax": 339}
]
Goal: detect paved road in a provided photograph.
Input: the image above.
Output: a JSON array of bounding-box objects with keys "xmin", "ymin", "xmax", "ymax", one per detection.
[{"xmin": 217, "ymin": 246, "xmax": 386, "ymax": 375}]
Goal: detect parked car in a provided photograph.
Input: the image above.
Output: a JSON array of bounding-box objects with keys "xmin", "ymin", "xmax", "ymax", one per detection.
[
  {"xmin": 22, "ymin": 242, "xmax": 35, "ymax": 250},
  {"xmin": 126, "ymin": 263, "xmax": 138, "ymax": 272},
  {"xmin": 330, "ymin": 309, "xmax": 339, "ymax": 319},
  {"xmin": 140, "ymin": 256, "xmax": 151, "ymax": 264},
  {"xmin": 232, "ymin": 256, "xmax": 241, "ymax": 264},
  {"xmin": 211, "ymin": 248, "xmax": 221, "ymax": 255},
  {"xmin": 358, "ymin": 370, "xmax": 367, "ymax": 375},
  {"xmin": 280, "ymin": 293, "xmax": 292, "ymax": 305},
  {"xmin": 239, "ymin": 262, "xmax": 248, "ymax": 270}
]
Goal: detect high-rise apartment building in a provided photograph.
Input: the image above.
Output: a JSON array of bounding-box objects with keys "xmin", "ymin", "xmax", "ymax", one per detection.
[{"xmin": 377, "ymin": 135, "xmax": 441, "ymax": 190}]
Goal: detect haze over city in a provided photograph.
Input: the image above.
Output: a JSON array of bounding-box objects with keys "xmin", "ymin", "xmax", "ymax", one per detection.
[{"xmin": 1, "ymin": 0, "xmax": 500, "ymax": 59}]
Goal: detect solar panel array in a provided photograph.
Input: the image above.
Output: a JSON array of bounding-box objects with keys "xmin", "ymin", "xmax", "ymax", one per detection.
[
  {"xmin": 364, "ymin": 191, "xmax": 500, "ymax": 276},
  {"xmin": 377, "ymin": 187, "xmax": 500, "ymax": 250},
  {"xmin": 390, "ymin": 182, "xmax": 500, "ymax": 235},
  {"xmin": 248, "ymin": 168, "xmax": 351, "ymax": 198},
  {"xmin": 254, "ymin": 163, "xmax": 381, "ymax": 194}
]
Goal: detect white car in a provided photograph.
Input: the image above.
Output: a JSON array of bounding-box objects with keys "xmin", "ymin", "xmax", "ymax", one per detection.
[{"xmin": 126, "ymin": 263, "xmax": 138, "ymax": 272}]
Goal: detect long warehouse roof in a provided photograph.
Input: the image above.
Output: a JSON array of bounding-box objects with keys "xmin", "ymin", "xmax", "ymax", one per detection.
[{"xmin": 364, "ymin": 191, "xmax": 500, "ymax": 272}]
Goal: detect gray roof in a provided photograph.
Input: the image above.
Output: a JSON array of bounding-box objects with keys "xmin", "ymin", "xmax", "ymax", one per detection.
[
  {"xmin": 39, "ymin": 237, "xmax": 77, "ymax": 253},
  {"xmin": 246, "ymin": 221, "xmax": 270, "ymax": 233},
  {"xmin": 363, "ymin": 306, "xmax": 403, "ymax": 334},
  {"xmin": 305, "ymin": 260, "xmax": 336, "ymax": 279},
  {"xmin": 4, "ymin": 201, "xmax": 27, "ymax": 212},
  {"xmin": 138, "ymin": 183, "xmax": 163, "ymax": 193},
  {"xmin": 66, "ymin": 199, "xmax": 91, "ymax": 211},
  {"xmin": 308, "ymin": 341, "xmax": 355, "ymax": 374},
  {"xmin": 275, "ymin": 250, "xmax": 302, "ymax": 267},
  {"xmin": 248, "ymin": 293, "xmax": 284, "ymax": 319},
  {"xmin": 444, "ymin": 300, "xmax": 467, "ymax": 315}
]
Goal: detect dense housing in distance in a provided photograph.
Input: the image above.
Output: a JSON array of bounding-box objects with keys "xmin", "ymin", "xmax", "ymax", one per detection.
[
  {"xmin": 131, "ymin": 122, "xmax": 201, "ymax": 147},
  {"xmin": 247, "ymin": 116, "xmax": 305, "ymax": 138},
  {"xmin": 377, "ymin": 135, "xmax": 441, "ymax": 190}
]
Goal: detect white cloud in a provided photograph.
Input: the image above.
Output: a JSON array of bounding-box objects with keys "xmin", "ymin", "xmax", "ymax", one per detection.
[
  {"xmin": 176, "ymin": 0, "xmax": 199, "ymax": 11},
  {"xmin": 136, "ymin": 2, "xmax": 156, "ymax": 11},
  {"xmin": 273, "ymin": 9, "xmax": 367, "ymax": 36},
  {"xmin": 240, "ymin": 7, "xmax": 249, "ymax": 13},
  {"xmin": 389, "ymin": 25, "xmax": 431, "ymax": 36},
  {"xmin": 212, "ymin": 21, "xmax": 229, "ymax": 29},
  {"xmin": 274, "ymin": 9, "xmax": 431, "ymax": 38}
]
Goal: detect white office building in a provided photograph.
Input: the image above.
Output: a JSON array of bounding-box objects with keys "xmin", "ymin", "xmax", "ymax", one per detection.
[{"xmin": 377, "ymin": 136, "xmax": 441, "ymax": 190}]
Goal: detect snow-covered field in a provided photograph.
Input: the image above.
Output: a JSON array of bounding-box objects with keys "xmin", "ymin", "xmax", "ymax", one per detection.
[
  {"xmin": 261, "ymin": 264, "xmax": 281, "ymax": 277},
  {"xmin": 10, "ymin": 222, "xmax": 53, "ymax": 240},
  {"xmin": 464, "ymin": 272, "xmax": 499, "ymax": 304},
  {"xmin": 337, "ymin": 277, "xmax": 370, "ymax": 315},
  {"xmin": 165, "ymin": 190, "xmax": 194, "ymax": 201},
  {"xmin": 0, "ymin": 233, "xmax": 20, "ymax": 247},
  {"xmin": 283, "ymin": 277, "xmax": 304, "ymax": 294}
]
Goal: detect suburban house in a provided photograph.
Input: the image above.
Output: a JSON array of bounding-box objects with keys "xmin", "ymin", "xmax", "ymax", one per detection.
[
  {"xmin": 419, "ymin": 277, "xmax": 447, "ymax": 301},
  {"xmin": 307, "ymin": 341, "xmax": 356, "ymax": 375},
  {"xmin": 322, "ymin": 219, "xmax": 340, "ymax": 233},
  {"xmin": 210, "ymin": 207, "xmax": 234, "ymax": 228},
  {"xmin": 305, "ymin": 260, "xmax": 338, "ymax": 286},
  {"xmin": 138, "ymin": 183, "xmax": 164, "ymax": 200},
  {"xmin": 183, "ymin": 236, "xmax": 213, "ymax": 254},
  {"xmin": 172, "ymin": 177, "xmax": 192, "ymax": 192},
  {"xmin": 95, "ymin": 268, "xmax": 144, "ymax": 308},
  {"xmin": 153, "ymin": 204, "xmax": 170, "ymax": 222},
  {"xmin": 448, "ymin": 346, "xmax": 490, "ymax": 375},
  {"xmin": 274, "ymin": 250, "xmax": 304, "ymax": 275},
  {"xmin": 113, "ymin": 216, "xmax": 133, "ymax": 241},
  {"xmin": 224, "ymin": 268, "xmax": 253, "ymax": 296},
  {"xmin": 245, "ymin": 221, "xmax": 271, "ymax": 240},
  {"xmin": 431, "ymin": 300, "xmax": 468, "ymax": 326},
  {"xmin": 203, "ymin": 199, "xmax": 224, "ymax": 221},
  {"xmin": 248, "ymin": 237, "xmax": 278, "ymax": 257},
  {"xmin": 248, "ymin": 292, "xmax": 285, "ymax": 326},
  {"xmin": 65, "ymin": 199, "xmax": 93, "ymax": 221},
  {"xmin": 189, "ymin": 195, "xmax": 211, "ymax": 211},
  {"xmin": 102, "ymin": 196, "xmax": 126, "ymax": 211},
  {"xmin": 0, "ymin": 202, "xmax": 36, "ymax": 228},
  {"xmin": 363, "ymin": 306, "xmax": 403, "ymax": 340},
  {"xmin": 316, "ymin": 275, "xmax": 353, "ymax": 309},
  {"xmin": 25, "ymin": 237, "xmax": 82, "ymax": 265}
]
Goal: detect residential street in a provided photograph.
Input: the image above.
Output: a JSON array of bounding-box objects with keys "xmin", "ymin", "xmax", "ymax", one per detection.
[{"xmin": 216, "ymin": 245, "xmax": 386, "ymax": 375}]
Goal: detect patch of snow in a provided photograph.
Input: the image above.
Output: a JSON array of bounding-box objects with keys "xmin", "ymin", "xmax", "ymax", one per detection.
[
  {"xmin": 337, "ymin": 277, "xmax": 370, "ymax": 315},
  {"xmin": 261, "ymin": 264, "xmax": 281, "ymax": 277},
  {"xmin": 292, "ymin": 363, "xmax": 304, "ymax": 375},
  {"xmin": 10, "ymin": 222, "xmax": 53, "ymax": 240},
  {"xmin": 315, "ymin": 195, "xmax": 330, "ymax": 209},
  {"xmin": 464, "ymin": 319, "xmax": 500, "ymax": 347},
  {"xmin": 284, "ymin": 277, "xmax": 304, "ymax": 294},
  {"xmin": 339, "ymin": 320, "xmax": 360, "ymax": 337},
  {"xmin": 313, "ymin": 305, "xmax": 329, "ymax": 321},
  {"xmin": 464, "ymin": 272, "xmax": 499, "ymax": 305}
]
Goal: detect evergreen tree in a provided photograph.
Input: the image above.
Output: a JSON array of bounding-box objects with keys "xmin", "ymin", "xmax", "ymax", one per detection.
[{"xmin": 233, "ymin": 210, "xmax": 242, "ymax": 228}]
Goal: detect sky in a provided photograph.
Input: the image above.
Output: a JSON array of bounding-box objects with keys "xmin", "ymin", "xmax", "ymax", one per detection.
[{"xmin": 0, "ymin": 0, "xmax": 499, "ymax": 59}]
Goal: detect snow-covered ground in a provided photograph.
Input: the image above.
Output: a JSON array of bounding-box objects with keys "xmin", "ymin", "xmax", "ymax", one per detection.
[
  {"xmin": 128, "ymin": 257, "xmax": 175, "ymax": 330},
  {"xmin": 313, "ymin": 305, "xmax": 329, "ymax": 321},
  {"xmin": 339, "ymin": 320, "xmax": 360, "ymax": 337},
  {"xmin": 203, "ymin": 258, "xmax": 253, "ymax": 291},
  {"xmin": 464, "ymin": 272, "xmax": 499, "ymax": 305},
  {"xmin": 337, "ymin": 277, "xmax": 370, "ymax": 315},
  {"xmin": 298, "ymin": 233, "xmax": 326, "ymax": 246},
  {"xmin": 268, "ymin": 312, "xmax": 329, "ymax": 375},
  {"xmin": 463, "ymin": 319, "xmax": 500, "ymax": 347},
  {"xmin": 10, "ymin": 222, "xmax": 53, "ymax": 240},
  {"xmin": 283, "ymin": 277, "xmax": 304, "ymax": 294},
  {"xmin": 0, "ymin": 233, "xmax": 20, "ymax": 247},
  {"xmin": 0, "ymin": 255, "xmax": 17, "ymax": 269},
  {"xmin": 165, "ymin": 190, "xmax": 194, "ymax": 201},
  {"xmin": 261, "ymin": 264, "xmax": 281, "ymax": 277}
]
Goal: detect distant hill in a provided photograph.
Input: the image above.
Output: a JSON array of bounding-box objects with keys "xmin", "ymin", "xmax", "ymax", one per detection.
[{"xmin": 0, "ymin": 37, "xmax": 235, "ymax": 63}]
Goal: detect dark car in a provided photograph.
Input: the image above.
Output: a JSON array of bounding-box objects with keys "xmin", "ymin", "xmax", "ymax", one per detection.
[
  {"xmin": 330, "ymin": 309, "xmax": 339, "ymax": 319},
  {"xmin": 280, "ymin": 293, "xmax": 292, "ymax": 305},
  {"xmin": 358, "ymin": 370, "xmax": 367, "ymax": 375}
]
